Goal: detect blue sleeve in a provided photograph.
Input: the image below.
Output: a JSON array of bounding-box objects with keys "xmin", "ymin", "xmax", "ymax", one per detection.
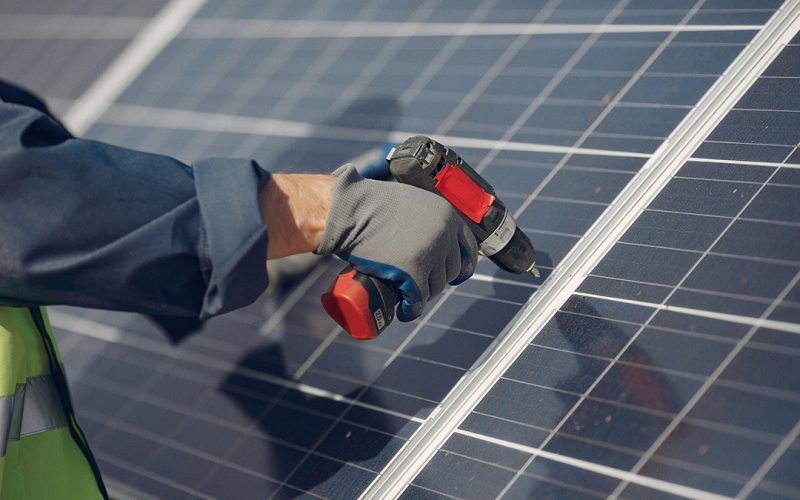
[{"xmin": 0, "ymin": 89, "xmax": 270, "ymax": 319}]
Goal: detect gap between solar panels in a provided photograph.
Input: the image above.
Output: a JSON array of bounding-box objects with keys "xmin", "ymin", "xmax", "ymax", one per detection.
[{"xmin": 361, "ymin": 2, "xmax": 800, "ymax": 499}]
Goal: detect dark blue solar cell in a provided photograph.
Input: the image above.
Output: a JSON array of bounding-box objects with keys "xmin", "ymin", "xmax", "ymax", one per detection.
[
  {"xmin": 678, "ymin": 160, "xmax": 775, "ymax": 183},
  {"xmin": 590, "ymin": 363, "xmax": 701, "ymax": 413},
  {"xmin": 753, "ymin": 327, "xmax": 800, "ymax": 350},
  {"xmin": 373, "ymin": 356, "xmax": 465, "ymax": 403},
  {"xmin": 441, "ymin": 433, "xmax": 531, "ymax": 470},
  {"xmin": 203, "ymin": 465, "xmax": 281, "ymax": 500},
  {"xmin": 621, "ymin": 210, "xmax": 728, "ymax": 251},
  {"xmin": 562, "ymin": 294, "xmax": 656, "ymax": 323},
  {"xmin": 578, "ymin": 275, "xmax": 672, "ymax": 302},
  {"xmin": 412, "ymin": 451, "xmax": 517, "ymax": 500},
  {"xmin": 459, "ymin": 412, "xmax": 549, "ymax": 448},
  {"xmin": 648, "ymin": 45, "xmax": 742, "ymax": 74},
  {"xmin": 524, "ymin": 457, "xmax": 624, "ymax": 495},
  {"xmin": 592, "ymin": 243, "xmax": 699, "ymax": 286},
  {"xmin": 129, "ymin": 476, "xmax": 198, "ymax": 500},
  {"xmin": 709, "ymin": 110, "xmax": 800, "ymax": 145},
  {"xmin": 672, "ymin": 30, "xmax": 756, "ymax": 44},
  {"xmin": 689, "ymin": 10, "xmax": 776, "ymax": 25},
  {"xmin": 524, "ymin": 104, "xmax": 607, "ymax": 133},
  {"xmin": 713, "ymin": 220, "xmax": 800, "ymax": 262},
  {"xmin": 461, "ymin": 100, "xmax": 531, "ymax": 128},
  {"xmin": 427, "ymin": 295, "xmax": 522, "ymax": 337},
  {"xmin": 702, "ymin": 0, "xmax": 782, "ymax": 8},
  {"xmin": 692, "ymin": 141, "xmax": 795, "ymax": 163},
  {"xmin": 668, "ymin": 289, "xmax": 769, "ymax": 317},
  {"xmin": 402, "ymin": 325, "xmax": 493, "ymax": 369},
  {"xmin": 399, "ymin": 485, "xmax": 455, "ymax": 500},
  {"xmin": 742, "ymin": 185, "xmax": 800, "ymax": 223},
  {"xmin": 171, "ymin": 416, "xmax": 242, "ymax": 457},
  {"xmin": 764, "ymin": 46, "xmax": 800, "ymax": 77},
  {"xmin": 626, "ymin": 0, "xmax": 696, "ymax": 8},
  {"xmin": 597, "ymin": 106, "xmax": 689, "ymax": 138},
  {"xmin": 258, "ymin": 404, "xmax": 335, "ymax": 448},
  {"xmin": 509, "ymin": 45, "xmax": 582, "ymax": 70},
  {"xmin": 582, "ymin": 134, "xmax": 665, "ymax": 154},
  {"xmin": 622, "ymin": 327, "xmax": 734, "ymax": 375},
  {"xmin": 512, "ymin": 129, "xmax": 585, "ymax": 148},
  {"xmin": 561, "ymin": 398, "xmax": 671, "ymax": 451},
  {"xmin": 650, "ymin": 311, "xmax": 749, "ymax": 341},
  {"xmin": 484, "ymin": 73, "xmax": 552, "ymax": 98},
  {"xmin": 476, "ymin": 378, "xmax": 579, "ymax": 429},
  {"xmin": 316, "ymin": 422, "xmax": 406, "ymax": 472},
  {"xmin": 636, "ymin": 461, "xmax": 742, "ymax": 498},
  {"xmin": 738, "ymin": 77, "xmax": 800, "ymax": 111},
  {"xmin": 650, "ymin": 177, "xmax": 759, "ymax": 216},
  {"xmin": 505, "ymin": 344, "xmax": 608, "ymax": 393},
  {"xmin": 575, "ymin": 46, "xmax": 656, "ymax": 71},
  {"xmin": 285, "ymin": 454, "xmax": 376, "ymax": 498},
  {"xmin": 540, "ymin": 169, "xmax": 632, "ymax": 203},
  {"xmin": 554, "ymin": 74, "xmax": 632, "ymax": 102},
  {"xmin": 455, "ymin": 277, "xmax": 535, "ymax": 305},
  {"xmin": 74, "ymin": 380, "xmax": 129, "ymax": 417},
  {"xmin": 519, "ymin": 199, "xmax": 605, "ymax": 234},
  {"xmin": 306, "ymin": 341, "xmax": 391, "ymax": 382},
  {"xmin": 484, "ymin": 163, "xmax": 549, "ymax": 195},
  {"xmin": 565, "ymin": 154, "xmax": 647, "ymax": 172},
  {"xmin": 624, "ymin": 75, "xmax": 717, "ymax": 105},
  {"xmin": 682, "ymin": 254, "xmax": 796, "ymax": 299},
  {"xmin": 357, "ymin": 386, "xmax": 433, "ymax": 417},
  {"xmin": 544, "ymin": 433, "xmax": 641, "ymax": 469},
  {"xmin": 690, "ymin": 383, "xmax": 800, "ymax": 436},
  {"xmin": 765, "ymin": 443, "xmax": 800, "ymax": 489},
  {"xmin": 721, "ymin": 346, "xmax": 800, "ymax": 395},
  {"xmin": 146, "ymin": 446, "xmax": 217, "ymax": 491},
  {"xmin": 654, "ymin": 422, "xmax": 776, "ymax": 477},
  {"xmin": 503, "ymin": 473, "xmax": 608, "ymax": 500},
  {"xmin": 772, "ymin": 166, "xmax": 800, "ymax": 186},
  {"xmin": 93, "ymin": 421, "xmax": 159, "ymax": 466},
  {"xmin": 534, "ymin": 309, "xmax": 642, "ymax": 358}
]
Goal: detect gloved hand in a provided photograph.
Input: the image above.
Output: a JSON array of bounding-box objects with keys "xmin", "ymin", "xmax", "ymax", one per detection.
[{"xmin": 315, "ymin": 165, "xmax": 478, "ymax": 321}]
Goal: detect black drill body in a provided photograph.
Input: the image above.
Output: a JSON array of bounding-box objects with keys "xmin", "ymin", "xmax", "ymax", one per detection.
[{"xmin": 387, "ymin": 136, "xmax": 536, "ymax": 275}]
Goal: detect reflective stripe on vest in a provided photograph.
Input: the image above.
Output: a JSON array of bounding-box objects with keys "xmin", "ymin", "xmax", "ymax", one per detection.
[{"xmin": 0, "ymin": 373, "xmax": 67, "ymax": 456}]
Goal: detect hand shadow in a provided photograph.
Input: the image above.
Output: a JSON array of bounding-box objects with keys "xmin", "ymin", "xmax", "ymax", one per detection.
[
  {"xmin": 219, "ymin": 342, "xmax": 416, "ymax": 499},
  {"xmin": 504, "ymin": 295, "xmax": 682, "ymax": 496}
]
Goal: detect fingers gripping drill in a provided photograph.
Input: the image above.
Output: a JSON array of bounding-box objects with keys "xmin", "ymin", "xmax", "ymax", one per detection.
[{"xmin": 321, "ymin": 136, "xmax": 539, "ymax": 340}]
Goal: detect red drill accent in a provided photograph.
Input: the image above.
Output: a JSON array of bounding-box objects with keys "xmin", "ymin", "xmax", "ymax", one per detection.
[
  {"xmin": 321, "ymin": 268, "xmax": 379, "ymax": 340},
  {"xmin": 434, "ymin": 164, "xmax": 495, "ymax": 223}
]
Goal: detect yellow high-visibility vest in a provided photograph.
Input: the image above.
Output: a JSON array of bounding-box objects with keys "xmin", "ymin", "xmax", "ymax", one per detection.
[{"xmin": 0, "ymin": 306, "xmax": 106, "ymax": 499}]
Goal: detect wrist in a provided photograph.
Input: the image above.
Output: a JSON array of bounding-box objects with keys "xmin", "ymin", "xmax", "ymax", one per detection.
[{"xmin": 259, "ymin": 173, "xmax": 335, "ymax": 259}]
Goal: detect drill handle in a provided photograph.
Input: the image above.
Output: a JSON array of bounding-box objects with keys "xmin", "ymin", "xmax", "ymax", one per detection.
[{"xmin": 321, "ymin": 265, "xmax": 401, "ymax": 340}]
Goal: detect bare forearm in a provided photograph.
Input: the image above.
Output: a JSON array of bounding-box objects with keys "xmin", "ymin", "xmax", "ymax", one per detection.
[{"xmin": 259, "ymin": 173, "xmax": 335, "ymax": 259}]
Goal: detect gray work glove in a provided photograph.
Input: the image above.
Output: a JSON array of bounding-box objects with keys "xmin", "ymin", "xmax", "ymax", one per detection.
[{"xmin": 315, "ymin": 165, "xmax": 478, "ymax": 321}]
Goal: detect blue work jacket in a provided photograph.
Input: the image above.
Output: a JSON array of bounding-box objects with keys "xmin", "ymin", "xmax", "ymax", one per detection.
[{"xmin": 0, "ymin": 81, "xmax": 271, "ymax": 319}]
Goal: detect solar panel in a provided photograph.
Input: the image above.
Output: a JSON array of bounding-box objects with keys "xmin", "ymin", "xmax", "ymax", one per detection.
[
  {"xmin": 407, "ymin": 26, "xmax": 800, "ymax": 500},
  {"xmin": 1, "ymin": 0, "xmax": 798, "ymax": 498}
]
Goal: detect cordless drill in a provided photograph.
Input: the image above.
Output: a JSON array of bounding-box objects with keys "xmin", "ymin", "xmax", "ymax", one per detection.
[{"xmin": 321, "ymin": 136, "xmax": 539, "ymax": 340}]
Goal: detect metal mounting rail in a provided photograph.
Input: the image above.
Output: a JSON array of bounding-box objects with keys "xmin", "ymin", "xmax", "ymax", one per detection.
[{"xmin": 361, "ymin": 2, "xmax": 800, "ymax": 498}]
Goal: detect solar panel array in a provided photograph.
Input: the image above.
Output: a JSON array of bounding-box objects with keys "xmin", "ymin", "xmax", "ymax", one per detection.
[{"xmin": 1, "ymin": 0, "xmax": 798, "ymax": 498}]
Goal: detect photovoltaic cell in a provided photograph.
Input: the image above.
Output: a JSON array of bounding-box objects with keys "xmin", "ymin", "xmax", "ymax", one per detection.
[{"xmin": 1, "ymin": 0, "xmax": 796, "ymax": 498}]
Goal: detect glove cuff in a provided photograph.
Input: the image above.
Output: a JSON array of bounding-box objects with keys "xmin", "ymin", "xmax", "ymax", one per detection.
[{"xmin": 314, "ymin": 164, "xmax": 362, "ymax": 256}]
